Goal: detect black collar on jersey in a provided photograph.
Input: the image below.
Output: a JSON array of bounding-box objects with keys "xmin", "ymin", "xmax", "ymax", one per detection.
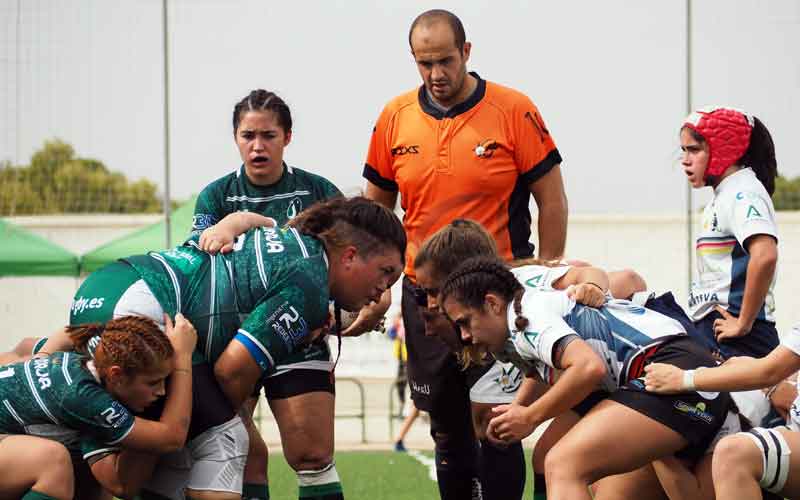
[{"xmin": 418, "ymin": 71, "xmax": 486, "ymax": 120}]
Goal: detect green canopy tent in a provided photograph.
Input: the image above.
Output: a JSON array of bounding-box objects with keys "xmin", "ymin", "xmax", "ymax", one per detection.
[
  {"xmin": 80, "ymin": 195, "xmax": 197, "ymax": 274},
  {"xmin": 0, "ymin": 219, "xmax": 80, "ymax": 277}
]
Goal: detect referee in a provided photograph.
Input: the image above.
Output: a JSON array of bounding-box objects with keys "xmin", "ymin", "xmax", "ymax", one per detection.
[{"xmin": 362, "ymin": 9, "xmax": 567, "ymax": 500}]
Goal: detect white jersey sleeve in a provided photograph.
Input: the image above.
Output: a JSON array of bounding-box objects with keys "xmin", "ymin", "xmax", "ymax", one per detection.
[
  {"xmin": 507, "ymin": 290, "xmax": 577, "ymax": 371},
  {"xmin": 512, "ymin": 264, "xmax": 571, "ymax": 291},
  {"xmin": 729, "ymin": 189, "xmax": 778, "ymax": 246}
]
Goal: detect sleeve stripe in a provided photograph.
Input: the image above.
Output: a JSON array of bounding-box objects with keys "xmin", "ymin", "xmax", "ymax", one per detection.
[
  {"xmin": 234, "ymin": 329, "xmax": 276, "ymax": 372},
  {"xmin": 362, "ymin": 164, "xmax": 399, "ymax": 192},
  {"xmin": 106, "ymin": 418, "xmax": 136, "ymax": 445},
  {"xmin": 83, "ymin": 446, "xmax": 120, "ymax": 460},
  {"xmin": 520, "ymin": 149, "xmax": 562, "ymax": 185}
]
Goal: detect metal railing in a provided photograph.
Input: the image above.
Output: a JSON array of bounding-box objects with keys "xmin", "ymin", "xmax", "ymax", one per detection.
[{"xmin": 253, "ymin": 376, "xmax": 367, "ymax": 444}]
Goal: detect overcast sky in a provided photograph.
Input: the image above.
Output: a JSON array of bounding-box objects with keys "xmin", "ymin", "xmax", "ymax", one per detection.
[{"xmin": 2, "ymin": 0, "xmax": 798, "ymax": 213}]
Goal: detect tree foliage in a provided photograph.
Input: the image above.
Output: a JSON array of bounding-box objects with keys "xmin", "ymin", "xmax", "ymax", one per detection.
[
  {"xmin": 0, "ymin": 139, "xmax": 162, "ymax": 215},
  {"xmin": 773, "ymin": 175, "xmax": 800, "ymax": 211}
]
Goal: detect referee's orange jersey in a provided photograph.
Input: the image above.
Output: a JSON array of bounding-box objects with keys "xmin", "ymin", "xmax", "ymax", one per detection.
[{"xmin": 363, "ymin": 73, "xmax": 562, "ymax": 280}]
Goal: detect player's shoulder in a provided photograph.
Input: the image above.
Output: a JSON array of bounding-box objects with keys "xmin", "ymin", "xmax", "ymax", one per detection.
[
  {"xmin": 288, "ymin": 166, "xmax": 341, "ymax": 193},
  {"xmin": 199, "ymin": 167, "xmax": 241, "ymax": 196},
  {"xmin": 484, "ymin": 80, "xmax": 536, "ymax": 108},
  {"xmin": 379, "ymin": 87, "xmax": 422, "ymax": 118}
]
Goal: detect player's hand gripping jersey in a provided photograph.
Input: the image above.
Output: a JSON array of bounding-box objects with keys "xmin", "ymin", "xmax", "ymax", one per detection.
[
  {"xmin": 496, "ymin": 275, "xmax": 686, "ymax": 391},
  {"xmin": 0, "ymin": 353, "xmax": 134, "ymax": 456},
  {"xmin": 124, "ymin": 226, "xmax": 330, "ymax": 374}
]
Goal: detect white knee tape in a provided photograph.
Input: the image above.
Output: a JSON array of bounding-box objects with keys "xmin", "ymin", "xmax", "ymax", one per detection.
[
  {"xmin": 744, "ymin": 427, "xmax": 791, "ymax": 494},
  {"xmin": 297, "ymin": 462, "xmax": 341, "ymax": 487}
]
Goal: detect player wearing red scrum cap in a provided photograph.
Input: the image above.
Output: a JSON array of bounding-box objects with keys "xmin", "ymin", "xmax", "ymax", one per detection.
[{"xmin": 680, "ymin": 107, "xmax": 779, "ymax": 359}]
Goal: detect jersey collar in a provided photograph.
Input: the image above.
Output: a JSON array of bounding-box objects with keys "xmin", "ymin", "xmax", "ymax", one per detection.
[{"xmin": 418, "ymin": 71, "xmax": 486, "ymax": 119}]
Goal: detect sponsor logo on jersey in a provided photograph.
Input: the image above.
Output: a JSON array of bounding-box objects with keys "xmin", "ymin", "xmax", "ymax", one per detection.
[
  {"xmin": 33, "ymin": 357, "xmax": 51, "ymax": 390},
  {"xmin": 192, "ymin": 213, "xmax": 218, "ymax": 231},
  {"xmin": 410, "ymin": 380, "xmax": 431, "ymax": 395},
  {"xmin": 262, "ymin": 228, "xmax": 285, "ymax": 254},
  {"xmin": 99, "ymin": 401, "xmax": 130, "ymax": 428},
  {"xmin": 287, "ymin": 197, "xmax": 303, "ymax": 220},
  {"xmin": 474, "ymin": 139, "xmax": 498, "ymax": 158},
  {"xmin": 71, "ymin": 296, "xmax": 106, "ymax": 315},
  {"xmin": 391, "ymin": 145, "xmax": 419, "ymax": 156},
  {"xmin": 494, "ymin": 365, "xmax": 523, "ymax": 393},
  {"xmin": 688, "ymin": 291, "xmax": 719, "ymax": 308},
  {"xmin": 270, "ymin": 302, "xmax": 309, "ymax": 350},
  {"xmin": 525, "ymin": 274, "xmax": 544, "ymax": 288},
  {"xmin": 673, "ymin": 400, "xmax": 713, "ymax": 424}
]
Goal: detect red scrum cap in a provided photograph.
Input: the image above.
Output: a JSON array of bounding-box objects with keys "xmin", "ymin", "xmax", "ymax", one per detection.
[{"xmin": 683, "ymin": 107, "xmax": 754, "ymax": 179}]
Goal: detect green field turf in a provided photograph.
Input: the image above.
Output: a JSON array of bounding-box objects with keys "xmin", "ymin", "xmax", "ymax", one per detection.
[{"xmin": 266, "ymin": 449, "xmax": 536, "ymax": 499}]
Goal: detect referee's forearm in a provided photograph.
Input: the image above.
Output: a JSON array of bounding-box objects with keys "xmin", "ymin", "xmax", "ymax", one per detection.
[{"xmin": 536, "ymin": 200, "xmax": 567, "ymax": 261}]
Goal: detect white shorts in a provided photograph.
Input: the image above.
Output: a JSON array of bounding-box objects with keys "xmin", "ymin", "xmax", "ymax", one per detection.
[
  {"xmin": 704, "ymin": 410, "xmax": 742, "ymax": 454},
  {"xmin": 469, "ymin": 361, "xmax": 522, "ymax": 404},
  {"xmin": 143, "ymin": 416, "xmax": 249, "ymax": 499}
]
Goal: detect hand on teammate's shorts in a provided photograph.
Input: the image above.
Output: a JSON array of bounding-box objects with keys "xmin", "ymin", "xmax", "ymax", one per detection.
[{"xmin": 643, "ymin": 362, "xmax": 684, "ymax": 394}]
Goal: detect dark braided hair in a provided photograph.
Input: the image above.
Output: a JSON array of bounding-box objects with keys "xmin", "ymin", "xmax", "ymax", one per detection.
[
  {"xmin": 289, "ymin": 196, "xmax": 406, "ymax": 262},
  {"xmin": 232, "ymin": 89, "xmax": 292, "ymax": 135},
  {"xmin": 68, "ymin": 316, "xmax": 174, "ymax": 376},
  {"xmin": 441, "ymin": 256, "xmax": 528, "ymax": 331}
]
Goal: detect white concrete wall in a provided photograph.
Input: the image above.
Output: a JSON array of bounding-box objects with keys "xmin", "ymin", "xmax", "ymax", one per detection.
[{"xmin": 2, "ymin": 212, "xmax": 799, "ymax": 366}]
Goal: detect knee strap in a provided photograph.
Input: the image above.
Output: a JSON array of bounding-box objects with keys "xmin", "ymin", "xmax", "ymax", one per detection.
[{"xmin": 744, "ymin": 427, "xmax": 791, "ymax": 494}]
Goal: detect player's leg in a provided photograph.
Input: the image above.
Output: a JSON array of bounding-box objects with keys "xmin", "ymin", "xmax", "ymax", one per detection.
[
  {"xmin": 0, "ymin": 435, "xmax": 74, "ymax": 500},
  {"xmin": 239, "ymin": 396, "xmax": 270, "ymax": 500},
  {"xmin": 544, "ymin": 399, "xmax": 688, "ymax": 500},
  {"xmin": 401, "ymin": 276, "xmax": 480, "ymax": 500},
  {"xmin": 592, "ymin": 465, "xmax": 669, "ymax": 500},
  {"xmin": 268, "ymin": 387, "xmax": 339, "ymax": 500},
  {"xmin": 468, "ymin": 360, "xmax": 527, "ymax": 500}
]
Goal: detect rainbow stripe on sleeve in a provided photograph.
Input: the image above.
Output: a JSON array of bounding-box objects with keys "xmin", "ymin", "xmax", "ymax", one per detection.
[{"xmin": 696, "ymin": 237, "xmax": 737, "ymax": 255}]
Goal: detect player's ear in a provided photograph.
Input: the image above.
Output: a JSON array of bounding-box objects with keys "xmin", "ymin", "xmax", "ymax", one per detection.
[
  {"xmin": 462, "ymin": 41, "xmax": 472, "ymax": 62},
  {"xmin": 484, "ymin": 292, "xmax": 503, "ymax": 315}
]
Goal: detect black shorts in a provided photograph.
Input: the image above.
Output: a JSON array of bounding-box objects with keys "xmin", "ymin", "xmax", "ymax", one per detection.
[
  {"xmin": 612, "ymin": 337, "xmax": 732, "ymax": 462},
  {"xmin": 261, "ymin": 369, "xmax": 335, "ymax": 400},
  {"xmin": 401, "ymin": 276, "xmax": 471, "ymax": 415},
  {"xmin": 693, "ymin": 311, "xmax": 779, "ymax": 359},
  {"xmin": 141, "ymin": 362, "xmax": 236, "ymax": 440}
]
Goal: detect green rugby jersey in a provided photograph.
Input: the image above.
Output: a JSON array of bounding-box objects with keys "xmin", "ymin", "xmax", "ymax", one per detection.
[
  {"xmin": 0, "ymin": 352, "xmax": 134, "ymax": 453},
  {"xmin": 192, "ymin": 164, "xmax": 342, "ymax": 232},
  {"xmin": 124, "ymin": 226, "xmax": 330, "ymax": 373}
]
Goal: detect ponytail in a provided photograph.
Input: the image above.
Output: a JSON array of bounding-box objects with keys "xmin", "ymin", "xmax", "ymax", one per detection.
[
  {"xmin": 289, "ymin": 196, "xmax": 406, "ymax": 260},
  {"xmin": 739, "ymin": 116, "xmax": 778, "ymax": 196}
]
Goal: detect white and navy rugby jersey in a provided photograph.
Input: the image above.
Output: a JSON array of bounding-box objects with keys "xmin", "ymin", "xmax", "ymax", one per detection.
[
  {"xmin": 689, "ymin": 168, "xmax": 778, "ymax": 322},
  {"xmin": 497, "ymin": 289, "xmax": 686, "ymax": 392},
  {"xmin": 511, "ymin": 263, "xmax": 570, "ymax": 292}
]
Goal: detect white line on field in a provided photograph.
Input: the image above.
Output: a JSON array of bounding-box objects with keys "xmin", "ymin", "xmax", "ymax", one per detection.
[{"xmin": 407, "ymin": 450, "xmax": 437, "ymax": 481}]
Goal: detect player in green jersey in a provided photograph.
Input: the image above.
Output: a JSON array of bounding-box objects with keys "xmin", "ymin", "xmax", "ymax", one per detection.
[
  {"xmin": 40, "ymin": 195, "xmax": 404, "ymax": 500},
  {"xmin": 192, "ymin": 89, "xmax": 351, "ymax": 500},
  {"xmin": 0, "ymin": 314, "xmax": 196, "ymax": 500}
]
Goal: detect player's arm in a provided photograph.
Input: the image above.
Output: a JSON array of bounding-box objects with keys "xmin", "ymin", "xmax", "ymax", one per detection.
[
  {"xmin": 512, "ymin": 372, "xmax": 547, "ymax": 407},
  {"xmin": 215, "ymin": 340, "xmax": 262, "ymax": 409},
  {"xmin": 89, "ymin": 449, "xmax": 157, "ymax": 499},
  {"xmin": 118, "ymin": 314, "xmax": 195, "ymax": 453},
  {"xmin": 529, "ymin": 165, "xmax": 568, "ymax": 261},
  {"xmin": 552, "ymin": 265, "xmax": 609, "ymax": 307},
  {"xmin": 645, "ymin": 344, "xmax": 800, "ymax": 393},
  {"xmin": 715, "ymin": 234, "xmax": 777, "ymax": 341},
  {"xmin": 200, "ymin": 212, "xmax": 277, "ymax": 255},
  {"xmin": 607, "ymin": 269, "xmax": 648, "ymax": 300},
  {"xmin": 35, "ymin": 327, "xmax": 74, "ymax": 357}
]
